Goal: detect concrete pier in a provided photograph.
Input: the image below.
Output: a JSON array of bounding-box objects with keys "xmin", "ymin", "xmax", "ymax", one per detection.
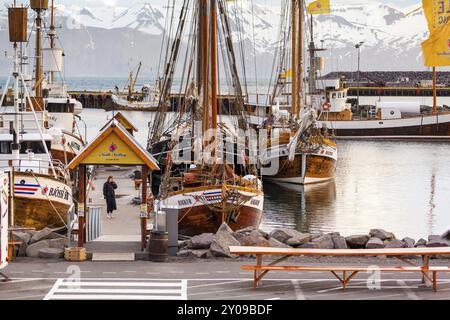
[{"xmin": 84, "ymin": 166, "xmax": 148, "ymax": 256}]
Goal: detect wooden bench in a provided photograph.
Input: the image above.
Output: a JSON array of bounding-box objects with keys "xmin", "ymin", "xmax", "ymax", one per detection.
[{"xmin": 229, "ymin": 246, "xmax": 450, "ymax": 291}]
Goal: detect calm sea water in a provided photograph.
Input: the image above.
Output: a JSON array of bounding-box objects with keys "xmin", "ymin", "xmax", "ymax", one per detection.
[{"xmin": 81, "ymin": 109, "xmax": 450, "ymax": 240}]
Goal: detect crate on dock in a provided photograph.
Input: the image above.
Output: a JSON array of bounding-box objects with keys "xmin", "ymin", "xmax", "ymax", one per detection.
[{"xmin": 64, "ymin": 247, "xmax": 87, "ymax": 261}]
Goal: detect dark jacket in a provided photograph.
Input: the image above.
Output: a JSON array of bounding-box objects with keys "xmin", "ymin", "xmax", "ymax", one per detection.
[
  {"xmin": 103, "ymin": 181, "xmax": 118, "ymax": 212},
  {"xmin": 103, "ymin": 181, "xmax": 117, "ymax": 198}
]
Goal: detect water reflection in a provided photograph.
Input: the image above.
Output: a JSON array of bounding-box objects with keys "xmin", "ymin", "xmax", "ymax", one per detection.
[{"xmin": 262, "ymin": 181, "xmax": 337, "ymax": 234}]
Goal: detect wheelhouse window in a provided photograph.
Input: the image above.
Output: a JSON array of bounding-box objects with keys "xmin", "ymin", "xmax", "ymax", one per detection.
[
  {"xmin": 0, "ymin": 141, "xmax": 11, "ymax": 154},
  {"xmin": 47, "ymin": 102, "xmax": 74, "ymax": 113},
  {"xmin": 20, "ymin": 141, "xmax": 52, "ymax": 154}
]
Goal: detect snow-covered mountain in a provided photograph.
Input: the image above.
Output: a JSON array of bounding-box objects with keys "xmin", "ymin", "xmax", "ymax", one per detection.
[{"xmin": 0, "ymin": 1, "xmax": 436, "ymax": 77}]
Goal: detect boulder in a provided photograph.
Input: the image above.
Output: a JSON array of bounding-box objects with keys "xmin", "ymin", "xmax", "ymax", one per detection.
[
  {"xmin": 26, "ymin": 240, "xmax": 50, "ymax": 258},
  {"xmin": 176, "ymin": 250, "xmax": 190, "ymax": 257},
  {"xmin": 300, "ymin": 242, "xmax": 319, "ymax": 249},
  {"xmin": 269, "ymin": 238, "xmax": 291, "ymax": 248},
  {"xmin": 47, "ymin": 238, "xmax": 69, "ymax": 249},
  {"xmin": 189, "ymin": 249, "xmax": 211, "ymax": 259},
  {"xmin": 426, "ymin": 235, "xmax": 450, "ymax": 247},
  {"xmin": 331, "ymin": 235, "xmax": 348, "ymax": 249},
  {"xmin": 23, "ymin": 230, "xmax": 38, "ymax": 237},
  {"xmin": 269, "ymin": 228, "xmax": 305, "ymax": 244},
  {"xmin": 11, "ymin": 232, "xmax": 31, "ymax": 256},
  {"xmin": 189, "ymin": 233, "xmax": 214, "ymax": 249},
  {"xmin": 234, "ymin": 231, "xmax": 272, "ymax": 247},
  {"xmin": 415, "ymin": 238, "xmax": 427, "ymax": 247},
  {"xmin": 402, "ymin": 237, "xmax": 415, "ymax": 248},
  {"xmin": 12, "ymin": 231, "xmax": 31, "ymax": 244},
  {"xmin": 345, "ymin": 235, "xmax": 370, "ymax": 249},
  {"xmin": 38, "ymin": 248, "xmax": 64, "ymax": 259},
  {"xmin": 210, "ymin": 225, "xmax": 241, "ymax": 258},
  {"xmin": 286, "ymin": 233, "xmax": 312, "ymax": 247},
  {"xmin": 46, "ymin": 232, "xmax": 67, "ymax": 240},
  {"xmin": 385, "ymin": 239, "xmax": 406, "ymax": 249},
  {"xmin": 366, "ymin": 237, "xmax": 385, "ymax": 249},
  {"xmin": 30, "ymin": 228, "xmax": 53, "ymax": 244},
  {"xmin": 311, "ymin": 234, "xmax": 334, "ymax": 249},
  {"xmin": 369, "ymin": 229, "xmax": 395, "ymax": 241}
]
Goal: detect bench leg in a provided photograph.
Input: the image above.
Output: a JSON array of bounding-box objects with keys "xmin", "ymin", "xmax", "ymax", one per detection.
[
  {"xmin": 421, "ymin": 255, "xmax": 432, "ymax": 287},
  {"xmin": 433, "ymin": 272, "xmax": 437, "ymax": 292}
]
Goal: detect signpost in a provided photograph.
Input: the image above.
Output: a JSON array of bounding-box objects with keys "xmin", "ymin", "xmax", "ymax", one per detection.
[{"xmin": 0, "ymin": 172, "xmax": 10, "ymax": 281}]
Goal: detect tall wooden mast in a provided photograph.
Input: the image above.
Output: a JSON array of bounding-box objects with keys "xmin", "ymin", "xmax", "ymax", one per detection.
[
  {"xmin": 210, "ymin": 0, "xmax": 218, "ymax": 135},
  {"xmin": 200, "ymin": 0, "xmax": 210, "ymax": 135},
  {"xmin": 291, "ymin": 0, "xmax": 298, "ymax": 125},
  {"xmin": 30, "ymin": 0, "xmax": 48, "ymax": 98},
  {"xmin": 296, "ymin": 0, "xmax": 303, "ymax": 120}
]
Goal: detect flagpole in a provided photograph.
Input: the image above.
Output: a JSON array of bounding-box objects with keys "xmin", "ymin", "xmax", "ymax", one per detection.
[{"xmin": 433, "ymin": 66, "xmax": 437, "ymax": 114}]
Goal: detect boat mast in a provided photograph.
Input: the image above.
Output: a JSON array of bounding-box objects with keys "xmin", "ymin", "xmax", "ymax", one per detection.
[
  {"xmin": 200, "ymin": 0, "xmax": 210, "ymax": 136},
  {"xmin": 49, "ymin": 0, "xmax": 56, "ymax": 84},
  {"xmin": 31, "ymin": 1, "xmax": 48, "ymax": 99},
  {"xmin": 296, "ymin": 0, "xmax": 303, "ymax": 120},
  {"xmin": 291, "ymin": 0, "xmax": 298, "ymax": 126},
  {"xmin": 210, "ymin": 0, "xmax": 218, "ymax": 159},
  {"xmin": 433, "ymin": 66, "xmax": 437, "ymax": 114}
]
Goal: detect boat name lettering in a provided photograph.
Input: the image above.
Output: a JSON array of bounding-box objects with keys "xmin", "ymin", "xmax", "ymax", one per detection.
[{"xmin": 48, "ymin": 187, "xmax": 70, "ymax": 200}]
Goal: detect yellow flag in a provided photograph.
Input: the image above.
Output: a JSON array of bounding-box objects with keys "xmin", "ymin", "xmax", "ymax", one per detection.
[
  {"xmin": 421, "ymin": 0, "xmax": 450, "ymax": 66},
  {"xmin": 307, "ymin": 0, "xmax": 331, "ymax": 15},
  {"xmin": 280, "ymin": 68, "xmax": 293, "ymax": 79},
  {"xmin": 422, "ymin": 22, "xmax": 450, "ymax": 67}
]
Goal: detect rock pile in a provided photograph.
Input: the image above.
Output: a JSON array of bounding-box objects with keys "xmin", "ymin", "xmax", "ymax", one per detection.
[
  {"xmin": 177, "ymin": 225, "xmax": 450, "ymax": 259},
  {"xmin": 11, "ymin": 228, "xmax": 68, "ymax": 259}
]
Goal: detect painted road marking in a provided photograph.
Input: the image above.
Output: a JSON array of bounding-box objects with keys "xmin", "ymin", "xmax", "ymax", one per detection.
[{"xmin": 44, "ymin": 279, "xmax": 188, "ymax": 300}]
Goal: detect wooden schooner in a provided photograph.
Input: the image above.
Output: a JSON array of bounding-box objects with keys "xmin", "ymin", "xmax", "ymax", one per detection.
[
  {"xmin": 260, "ymin": 0, "xmax": 337, "ymax": 185},
  {"xmin": 148, "ymin": 0, "xmax": 264, "ymax": 236}
]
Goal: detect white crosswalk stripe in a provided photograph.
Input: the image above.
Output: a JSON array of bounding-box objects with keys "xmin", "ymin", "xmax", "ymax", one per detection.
[{"xmin": 44, "ymin": 279, "xmax": 188, "ymax": 300}]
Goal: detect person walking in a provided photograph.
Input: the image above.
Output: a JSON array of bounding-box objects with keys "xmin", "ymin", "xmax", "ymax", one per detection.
[{"xmin": 103, "ymin": 176, "xmax": 118, "ymax": 219}]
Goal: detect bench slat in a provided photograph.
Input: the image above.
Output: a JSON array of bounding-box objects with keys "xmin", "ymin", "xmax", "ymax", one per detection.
[
  {"xmin": 241, "ymin": 265, "xmax": 450, "ymax": 272},
  {"xmin": 230, "ymin": 246, "xmax": 450, "ymax": 257}
]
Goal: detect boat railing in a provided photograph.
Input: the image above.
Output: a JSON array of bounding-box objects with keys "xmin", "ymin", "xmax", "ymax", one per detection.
[
  {"xmin": 0, "ymin": 159, "xmax": 70, "ymax": 182},
  {"xmin": 0, "ymin": 111, "xmax": 47, "ymax": 134}
]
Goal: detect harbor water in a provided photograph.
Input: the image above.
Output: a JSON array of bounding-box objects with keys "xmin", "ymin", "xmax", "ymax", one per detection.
[{"xmin": 81, "ymin": 108, "xmax": 450, "ymax": 240}]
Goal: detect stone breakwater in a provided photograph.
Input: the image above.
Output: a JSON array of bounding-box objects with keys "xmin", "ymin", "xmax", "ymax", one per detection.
[
  {"xmin": 177, "ymin": 223, "xmax": 450, "ymax": 259},
  {"xmin": 11, "ymin": 228, "xmax": 68, "ymax": 259}
]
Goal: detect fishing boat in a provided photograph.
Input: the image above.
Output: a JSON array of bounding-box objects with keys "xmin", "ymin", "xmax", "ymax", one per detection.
[
  {"xmin": 260, "ymin": 2, "xmax": 337, "ymax": 185},
  {"xmin": 108, "ymin": 62, "xmax": 160, "ymax": 112},
  {"xmin": 148, "ymin": 0, "xmax": 263, "ymax": 236},
  {"xmin": 0, "ymin": 2, "xmax": 73, "ymax": 230}
]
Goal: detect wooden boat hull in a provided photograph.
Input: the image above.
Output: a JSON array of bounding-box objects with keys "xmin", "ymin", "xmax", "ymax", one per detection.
[
  {"xmin": 318, "ymin": 113, "xmax": 450, "ymax": 137},
  {"xmin": 263, "ymin": 145, "xmax": 338, "ymax": 185},
  {"xmin": 161, "ymin": 186, "xmax": 264, "ymax": 236},
  {"xmin": 13, "ymin": 172, "xmax": 72, "ymax": 229}
]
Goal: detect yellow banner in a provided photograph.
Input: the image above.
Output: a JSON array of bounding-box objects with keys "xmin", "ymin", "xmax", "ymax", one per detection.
[
  {"xmin": 422, "ymin": 21, "xmax": 450, "ymax": 67},
  {"xmin": 307, "ymin": 0, "xmax": 331, "ymax": 15},
  {"xmin": 421, "ymin": 0, "xmax": 450, "ymax": 66},
  {"xmin": 422, "ymin": 0, "xmax": 450, "ymax": 32}
]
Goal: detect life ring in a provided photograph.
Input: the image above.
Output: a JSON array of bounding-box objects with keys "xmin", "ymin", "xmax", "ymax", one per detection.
[{"xmin": 322, "ymin": 102, "xmax": 331, "ymax": 111}]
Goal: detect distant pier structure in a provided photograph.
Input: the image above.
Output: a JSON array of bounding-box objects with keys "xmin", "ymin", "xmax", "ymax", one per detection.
[
  {"xmin": 67, "ymin": 91, "xmax": 268, "ymax": 115},
  {"xmin": 322, "ymin": 71, "xmax": 450, "ymax": 97}
]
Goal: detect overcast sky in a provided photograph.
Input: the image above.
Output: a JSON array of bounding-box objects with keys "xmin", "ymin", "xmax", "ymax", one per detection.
[{"xmin": 19, "ymin": 0, "xmax": 421, "ymax": 10}]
